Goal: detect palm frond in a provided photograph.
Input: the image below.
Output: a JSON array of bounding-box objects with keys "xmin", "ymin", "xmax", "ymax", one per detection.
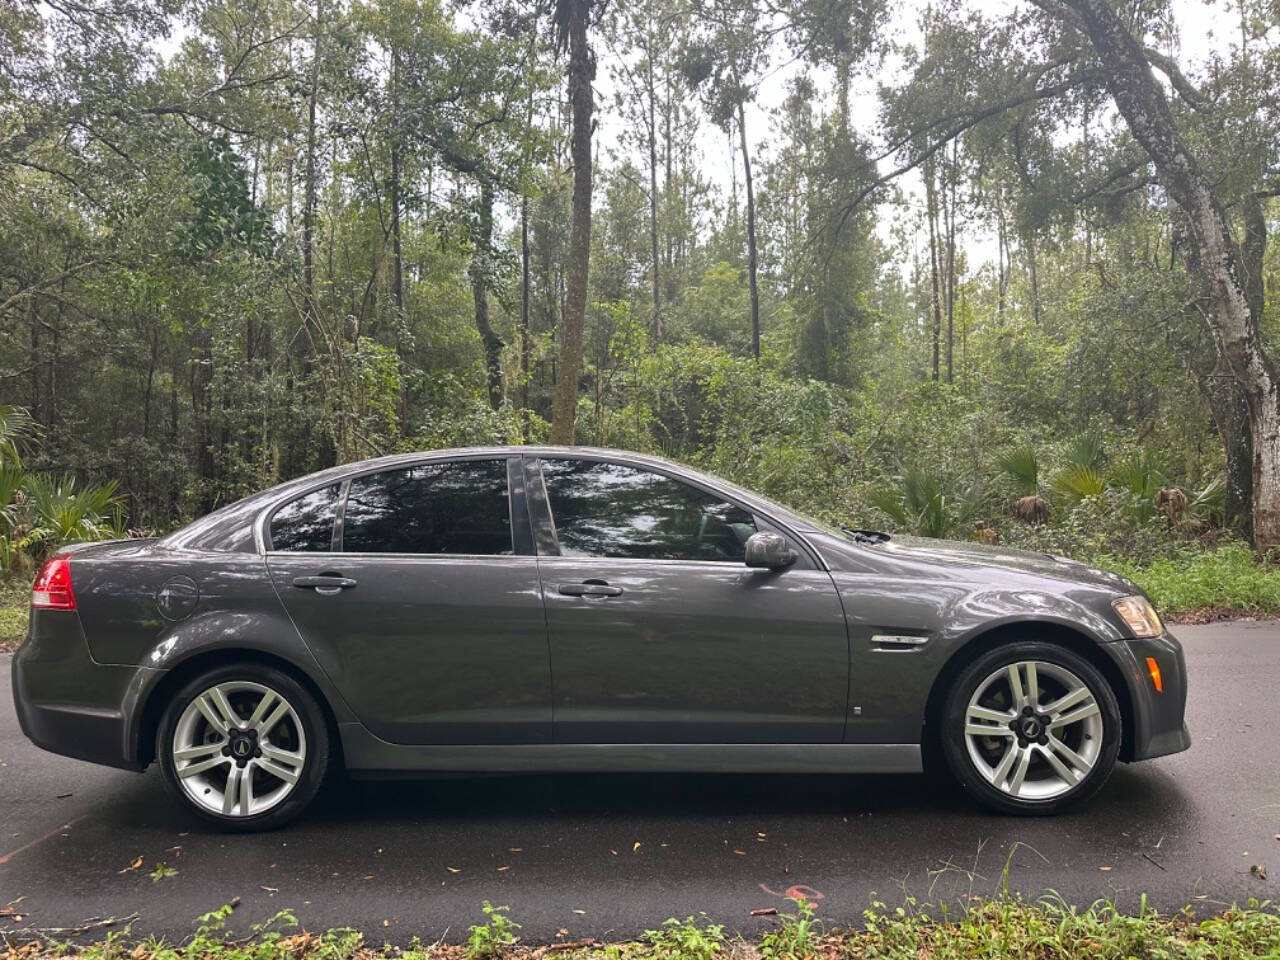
[
  {"xmin": 997, "ymin": 446, "xmax": 1039, "ymax": 495},
  {"xmin": 1066, "ymin": 434, "xmax": 1105, "ymax": 471},
  {"xmin": 1051, "ymin": 463, "xmax": 1106, "ymax": 502}
]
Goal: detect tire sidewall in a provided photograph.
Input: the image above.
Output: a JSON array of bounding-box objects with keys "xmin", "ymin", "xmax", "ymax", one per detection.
[
  {"xmin": 157, "ymin": 664, "xmax": 329, "ymax": 832},
  {"xmin": 940, "ymin": 641, "xmax": 1121, "ymax": 815}
]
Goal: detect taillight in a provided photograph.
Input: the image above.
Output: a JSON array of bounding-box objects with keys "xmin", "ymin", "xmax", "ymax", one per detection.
[{"xmin": 32, "ymin": 555, "xmax": 76, "ymax": 610}]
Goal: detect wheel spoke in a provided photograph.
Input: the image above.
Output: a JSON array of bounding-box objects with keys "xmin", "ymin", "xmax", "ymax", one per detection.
[
  {"xmin": 966, "ymin": 721, "xmax": 1014, "ymax": 738},
  {"xmin": 178, "ymin": 755, "xmax": 228, "ymax": 779},
  {"xmin": 174, "ymin": 741, "xmax": 224, "ymax": 763},
  {"xmin": 1043, "ymin": 686, "xmax": 1091, "ymax": 717},
  {"xmin": 1046, "ymin": 734, "xmax": 1094, "ymax": 776},
  {"xmin": 258, "ymin": 700, "xmax": 291, "ymax": 736},
  {"xmin": 247, "ymin": 691, "xmax": 278, "ymax": 729},
  {"xmin": 967, "ymin": 704, "xmax": 1015, "ymax": 725},
  {"xmin": 223, "ymin": 766, "xmax": 242, "ymax": 814},
  {"xmin": 194, "ymin": 693, "xmax": 230, "ymax": 734},
  {"xmin": 239, "ymin": 763, "xmax": 254, "ymax": 813},
  {"xmin": 1039, "ymin": 743, "xmax": 1077, "ymax": 784},
  {"xmin": 990, "ymin": 742, "xmax": 1019, "ymax": 786},
  {"xmin": 1024, "ymin": 662, "xmax": 1039, "ymax": 707},
  {"xmin": 1006, "ymin": 664, "xmax": 1026, "ymax": 708},
  {"xmin": 1007, "ymin": 745, "xmax": 1033, "ymax": 795},
  {"xmin": 257, "ymin": 756, "xmax": 300, "ymax": 784},
  {"xmin": 1049, "ymin": 701, "xmax": 1100, "ymax": 729},
  {"xmin": 209, "ymin": 686, "xmax": 242, "ymax": 730}
]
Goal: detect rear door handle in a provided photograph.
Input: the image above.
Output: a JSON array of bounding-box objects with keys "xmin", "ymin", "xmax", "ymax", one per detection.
[
  {"xmin": 558, "ymin": 581, "xmax": 623, "ymax": 598},
  {"xmin": 292, "ymin": 575, "xmax": 358, "ymax": 595}
]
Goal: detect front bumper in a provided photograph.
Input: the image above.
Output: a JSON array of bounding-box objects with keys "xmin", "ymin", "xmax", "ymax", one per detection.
[
  {"xmin": 1102, "ymin": 631, "xmax": 1190, "ymax": 762},
  {"xmin": 11, "ymin": 609, "xmax": 160, "ymax": 771}
]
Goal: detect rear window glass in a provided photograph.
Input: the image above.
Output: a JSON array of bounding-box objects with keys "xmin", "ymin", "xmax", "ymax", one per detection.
[
  {"xmin": 341, "ymin": 459, "xmax": 512, "ymax": 555},
  {"xmin": 269, "ymin": 484, "xmax": 340, "ymax": 552}
]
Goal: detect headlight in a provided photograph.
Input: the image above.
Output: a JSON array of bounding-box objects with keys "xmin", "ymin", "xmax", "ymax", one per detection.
[{"xmin": 1112, "ymin": 595, "xmax": 1163, "ymax": 638}]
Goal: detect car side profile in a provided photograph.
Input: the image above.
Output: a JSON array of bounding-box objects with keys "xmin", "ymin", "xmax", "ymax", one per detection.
[{"xmin": 12, "ymin": 447, "xmax": 1189, "ymax": 829}]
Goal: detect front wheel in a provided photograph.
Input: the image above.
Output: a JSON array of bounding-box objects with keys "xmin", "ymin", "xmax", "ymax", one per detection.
[
  {"xmin": 157, "ymin": 664, "xmax": 330, "ymax": 831},
  {"xmin": 940, "ymin": 642, "xmax": 1121, "ymax": 815}
]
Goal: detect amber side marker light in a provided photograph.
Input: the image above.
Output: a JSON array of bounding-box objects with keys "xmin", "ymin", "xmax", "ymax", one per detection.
[{"xmin": 1145, "ymin": 656, "xmax": 1163, "ymax": 693}]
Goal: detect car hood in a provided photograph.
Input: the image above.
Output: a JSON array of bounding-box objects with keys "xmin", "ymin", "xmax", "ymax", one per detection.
[{"xmin": 856, "ymin": 534, "xmax": 1138, "ymax": 594}]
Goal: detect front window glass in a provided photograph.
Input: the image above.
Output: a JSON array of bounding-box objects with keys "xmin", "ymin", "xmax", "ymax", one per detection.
[
  {"xmin": 342, "ymin": 459, "xmax": 512, "ymax": 555},
  {"xmin": 270, "ymin": 484, "xmax": 340, "ymax": 552},
  {"xmin": 540, "ymin": 459, "xmax": 757, "ymax": 561}
]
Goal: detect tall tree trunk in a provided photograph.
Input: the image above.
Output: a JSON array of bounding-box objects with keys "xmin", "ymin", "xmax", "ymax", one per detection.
[
  {"xmin": 995, "ymin": 185, "xmax": 1008, "ymax": 318},
  {"xmin": 471, "ymin": 178, "xmax": 504, "ymax": 411},
  {"xmin": 647, "ymin": 49, "xmax": 661, "ymax": 344},
  {"xmin": 1055, "ymin": 0, "xmax": 1280, "ymax": 549},
  {"xmin": 550, "ymin": 0, "xmax": 595, "ymax": 445},
  {"xmin": 389, "ymin": 48, "xmax": 405, "ymax": 325},
  {"xmin": 944, "ymin": 145, "xmax": 957, "ymax": 383},
  {"xmin": 925, "ymin": 162, "xmax": 942, "ymax": 381},
  {"xmin": 737, "ymin": 100, "xmax": 760, "ymax": 359},
  {"xmin": 520, "ymin": 190, "xmax": 532, "ymax": 442},
  {"xmin": 301, "ymin": 0, "xmax": 323, "ymax": 370}
]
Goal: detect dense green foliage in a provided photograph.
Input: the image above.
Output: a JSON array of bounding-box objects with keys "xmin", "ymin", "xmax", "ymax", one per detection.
[
  {"xmin": 1, "ymin": 0, "xmax": 1277, "ymax": 569},
  {"xmin": 8, "ymin": 896, "xmax": 1280, "ymax": 960},
  {"xmin": 0, "ymin": 405, "xmax": 124, "ymax": 572}
]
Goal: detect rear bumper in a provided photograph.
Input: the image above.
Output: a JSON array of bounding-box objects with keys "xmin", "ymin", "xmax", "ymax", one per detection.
[
  {"xmin": 11, "ymin": 609, "xmax": 159, "ymax": 772},
  {"xmin": 1103, "ymin": 631, "xmax": 1190, "ymax": 762}
]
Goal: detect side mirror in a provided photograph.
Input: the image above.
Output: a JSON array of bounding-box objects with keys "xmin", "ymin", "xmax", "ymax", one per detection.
[{"xmin": 744, "ymin": 531, "xmax": 798, "ymax": 570}]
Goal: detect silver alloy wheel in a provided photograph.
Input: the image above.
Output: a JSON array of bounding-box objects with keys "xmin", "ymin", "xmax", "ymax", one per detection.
[
  {"xmin": 172, "ymin": 681, "xmax": 307, "ymax": 817},
  {"xmin": 963, "ymin": 660, "xmax": 1103, "ymax": 801}
]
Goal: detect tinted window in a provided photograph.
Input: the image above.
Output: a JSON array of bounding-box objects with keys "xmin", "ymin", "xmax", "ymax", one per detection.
[
  {"xmin": 541, "ymin": 459, "xmax": 756, "ymax": 561},
  {"xmin": 342, "ymin": 459, "xmax": 512, "ymax": 555},
  {"xmin": 270, "ymin": 484, "xmax": 340, "ymax": 552}
]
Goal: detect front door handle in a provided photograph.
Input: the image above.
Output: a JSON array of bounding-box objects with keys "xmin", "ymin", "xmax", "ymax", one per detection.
[
  {"xmin": 558, "ymin": 580, "xmax": 623, "ymax": 598},
  {"xmin": 292, "ymin": 574, "xmax": 358, "ymax": 595}
]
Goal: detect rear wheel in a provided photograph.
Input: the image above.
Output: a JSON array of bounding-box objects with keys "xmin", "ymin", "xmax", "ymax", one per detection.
[
  {"xmin": 940, "ymin": 641, "xmax": 1121, "ymax": 815},
  {"xmin": 157, "ymin": 664, "xmax": 329, "ymax": 831}
]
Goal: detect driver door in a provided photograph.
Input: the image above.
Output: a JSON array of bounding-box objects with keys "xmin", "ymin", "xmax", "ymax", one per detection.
[{"xmin": 531, "ymin": 456, "xmax": 850, "ymax": 744}]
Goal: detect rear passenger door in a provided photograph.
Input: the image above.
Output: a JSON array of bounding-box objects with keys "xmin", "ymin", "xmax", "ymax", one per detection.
[{"xmin": 266, "ymin": 456, "xmax": 552, "ymax": 745}]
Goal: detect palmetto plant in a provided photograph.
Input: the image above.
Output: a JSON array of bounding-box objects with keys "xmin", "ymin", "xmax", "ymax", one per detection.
[
  {"xmin": 997, "ymin": 445, "xmax": 1039, "ymax": 496},
  {"xmin": 22, "ymin": 474, "xmax": 121, "ymax": 546},
  {"xmin": 1111, "ymin": 453, "xmax": 1164, "ymax": 522},
  {"xmin": 0, "ymin": 405, "xmax": 39, "ymax": 468},
  {"xmin": 0, "ymin": 406, "xmax": 124, "ymax": 572},
  {"xmin": 871, "ymin": 468, "xmax": 987, "ymax": 539}
]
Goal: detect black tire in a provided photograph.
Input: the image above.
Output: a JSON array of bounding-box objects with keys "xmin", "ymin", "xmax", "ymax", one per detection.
[
  {"xmin": 157, "ymin": 663, "xmax": 330, "ymax": 831},
  {"xmin": 939, "ymin": 641, "xmax": 1121, "ymax": 816}
]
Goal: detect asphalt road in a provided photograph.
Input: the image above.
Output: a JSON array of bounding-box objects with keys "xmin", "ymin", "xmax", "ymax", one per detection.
[{"xmin": 2, "ymin": 622, "xmax": 1277, "ymax": 943}]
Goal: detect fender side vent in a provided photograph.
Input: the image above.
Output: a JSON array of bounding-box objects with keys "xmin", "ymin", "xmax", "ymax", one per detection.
[{"xmin": 871, "ymin": 634, "xmax": 929, "ymax": 652}]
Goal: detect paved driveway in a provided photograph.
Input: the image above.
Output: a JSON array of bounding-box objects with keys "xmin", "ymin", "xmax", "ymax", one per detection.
[{"xmin": 1, "ymin": 622, "xmax": 1276, "ymax": 942}]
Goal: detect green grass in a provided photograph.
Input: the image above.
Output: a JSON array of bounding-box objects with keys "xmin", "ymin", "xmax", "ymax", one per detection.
[
  {"xmin": 7, "ymin": 897, "xmax": 1280, "ymax": 960},
  {"xmin": 0, "ymin": 573, "xmax": 28, "ymax": 651},
  {"xmin": 1097, "ymin": 544, "xmax": 1280, "ymax": 622}
]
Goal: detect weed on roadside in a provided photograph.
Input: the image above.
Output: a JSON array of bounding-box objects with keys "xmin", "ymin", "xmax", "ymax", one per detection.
[
  {"xmin": 641, "ymin": 916, "xmax": 726, "ymax": 960},
  {"xmin": 464, "ymin": 902, "xmax": 520, "ymax": 960}
]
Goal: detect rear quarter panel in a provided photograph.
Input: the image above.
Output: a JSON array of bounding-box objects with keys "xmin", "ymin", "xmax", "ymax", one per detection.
[{"xmin": 70, "ymin": 544, "xmax": 357, "ymax": 723}]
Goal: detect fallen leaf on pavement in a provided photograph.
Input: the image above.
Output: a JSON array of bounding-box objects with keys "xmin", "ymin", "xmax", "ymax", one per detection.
[
  {"xmin": 733, "ymin": 850, "xmax": 747, "ymax": 856},
  {"xmin": 260, "ymin": 885, "xmax": 279, "ymax": 894},
  {"xmin": 119, "ymin": 857, "xmax": 144, "ymax": 874},
  {"xmin": 572, "ymin": 909, "xmax": 586, "ymax": 916},
  {"xmin": 447, "ymin": 867, "xmax": 461, "ymax": 873},
  {"xmin": 750, "ymin": 908, "xmax": 778, "ymax": 917},
  {"xmin": 1099, "ymin": 866, "xmax": 1112, "ymax": 872},
  {"xmin": 1250, "ymin": 864, "xmax": 1267, "ymax": 880},
  {"xmin": 633, "ymin": 842, "xmax": 641, "ymax": 852},
  {"xmin": 497, "ymin": 866, "xmax": 509, "ymax": 872}
]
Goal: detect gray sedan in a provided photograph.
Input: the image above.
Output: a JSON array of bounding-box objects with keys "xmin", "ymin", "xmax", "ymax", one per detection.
[{"xmin": 12, "ymin": 447, "xmax": 1189, "ymax": 829}]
